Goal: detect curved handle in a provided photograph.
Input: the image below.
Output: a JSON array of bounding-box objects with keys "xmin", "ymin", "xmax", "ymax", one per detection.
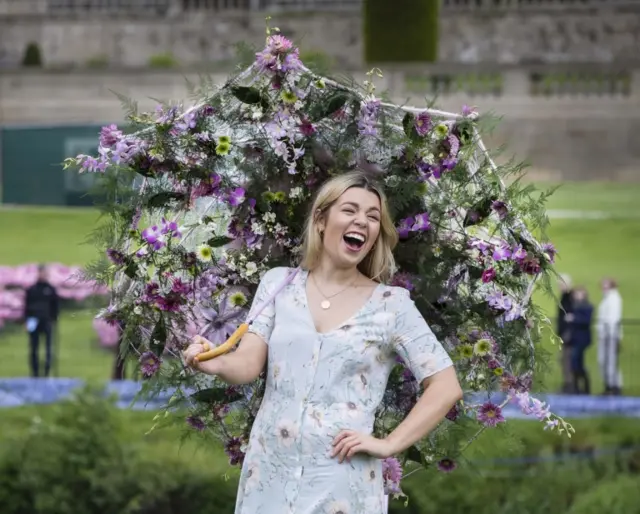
[{"xmin": 195, "ymin": 323, "xmax": 250, "ymax": 362}]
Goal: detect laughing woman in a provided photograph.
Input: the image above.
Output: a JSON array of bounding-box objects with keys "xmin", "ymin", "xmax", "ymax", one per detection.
[{"xmin": 184, "ymin": 171, "xmax": 462, "ymax": 514}]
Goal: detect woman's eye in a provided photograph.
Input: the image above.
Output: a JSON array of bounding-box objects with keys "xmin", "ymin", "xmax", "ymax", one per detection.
[{"xmin": 369, "ymin": 216, "xmax": 380, "ymax": 222}]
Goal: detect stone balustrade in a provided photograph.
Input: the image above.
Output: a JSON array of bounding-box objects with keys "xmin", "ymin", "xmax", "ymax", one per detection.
[{"xmin": 1, "ymin": 0, "xmax": 638, "ymax": 16}]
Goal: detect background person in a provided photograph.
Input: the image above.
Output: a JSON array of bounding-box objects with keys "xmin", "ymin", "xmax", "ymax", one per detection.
[
  {"xmin": 597, "ymin": 278, "xmax": 623, "ymax": 396},
  {"xmin": 24, "ymin": 264, "xmax": 60, "ymax": 377},
  {"xmin": 557, "ymin": 274, "xmax": 574, "ymax": 393},
  {"xmin": 567, "ymin": 286, "xmax": 593, "ymax": 395}
]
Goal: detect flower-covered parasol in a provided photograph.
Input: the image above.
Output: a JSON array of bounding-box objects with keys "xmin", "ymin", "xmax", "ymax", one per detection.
[{"xmin": 66, "ymin": 26, "xmax": 573, "ymax": 496}]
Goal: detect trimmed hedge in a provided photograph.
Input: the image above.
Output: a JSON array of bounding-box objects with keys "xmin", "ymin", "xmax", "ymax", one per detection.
[{"xmin": 363, "ymin": 0, "xmax": 439, "ymax": 63}]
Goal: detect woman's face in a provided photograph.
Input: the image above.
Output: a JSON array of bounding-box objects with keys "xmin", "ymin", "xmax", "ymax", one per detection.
[
  {"xmin": 573, "ymin": 289, "xmax": 587, "ymax": 302},
  {"xmin": 317, "ymin": 187, "xmax": 382, "ymax": 270}
]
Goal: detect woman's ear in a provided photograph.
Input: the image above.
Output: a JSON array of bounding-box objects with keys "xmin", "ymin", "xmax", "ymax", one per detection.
[{"xmin": 315, "ymin": 208, "xmax": 326, "ymax": 234}]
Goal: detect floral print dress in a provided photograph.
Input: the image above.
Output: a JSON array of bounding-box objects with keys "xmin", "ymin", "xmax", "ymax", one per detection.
[{"xmin": 234, "ymin": 267, "xmax": 453, "ymax": 514}]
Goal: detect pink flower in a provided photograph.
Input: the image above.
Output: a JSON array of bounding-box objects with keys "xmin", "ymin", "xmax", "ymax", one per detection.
[
  {"xmin": 481, "ymin": 268, "xmax": 496, "ymax": 283},
  {"xmin": 382, "ymin": 457, "xmax": 403, "ymax": 494}
]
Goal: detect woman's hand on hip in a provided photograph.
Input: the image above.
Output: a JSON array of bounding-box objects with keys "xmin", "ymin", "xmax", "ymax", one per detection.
[{"xmin": 331, "ymin": 430, "xmax": 394, "ymax": 463}]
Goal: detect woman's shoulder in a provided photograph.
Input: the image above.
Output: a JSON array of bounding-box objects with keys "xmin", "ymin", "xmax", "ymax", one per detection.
[
  {"xmin": 378, "ymin": 283, "xmax": 413, "ymax": 308},
  {"xmin": 259, "ymin": 266, "xmax": 298, "ymax": 286}
]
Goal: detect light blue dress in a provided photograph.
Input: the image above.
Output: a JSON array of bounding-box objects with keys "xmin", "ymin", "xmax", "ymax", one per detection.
[{"xmin": 234, "ymin": 267, "xmax": 453, "ymax": 514}]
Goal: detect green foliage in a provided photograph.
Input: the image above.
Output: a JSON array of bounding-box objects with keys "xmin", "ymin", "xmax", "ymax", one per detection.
[
  {"xmin": 566, "ymin": 475, "xmax": 640, "ymax": 514},
  {"xmin": 148, "ymin": 53, "xmax": 179, "ymax": 69},
  {"xmin": 299, "ymin": 50, "xmax": 335, "ymax": 75},
  {"xmin": 0, "ymin": 387, "xmax": 238, "ymax": 514},
  {"xmin": 363, "ymin": 0, "xmax": 439, "ymax": 63},
  {"xmin": 22, "ymin": 42, "xmax": 43, "ymax": 67},
  {"xmin": 86, "ymin": 55, "xmax": 110, "ymax": 69}
]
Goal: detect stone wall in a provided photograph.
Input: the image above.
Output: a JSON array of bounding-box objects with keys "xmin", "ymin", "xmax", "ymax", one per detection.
[
  {"xmin": 1, "ymin": 3, "xmax": 639, "ymax": 69},
  {"xmin": 2, "ymin": 64, "xmax": 639, "ymax": 182}
]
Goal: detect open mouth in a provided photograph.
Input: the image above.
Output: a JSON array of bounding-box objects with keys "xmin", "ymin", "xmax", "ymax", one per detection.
[{"xmin": 343, "ymin": 232, "xmax": 366, "ymax": 252}]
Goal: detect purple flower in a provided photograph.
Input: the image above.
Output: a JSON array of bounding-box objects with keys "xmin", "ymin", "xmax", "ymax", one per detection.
[
  {"xmin": 446, "ymin": 134, "xmax": 460, "ymax": 157},
  {"xmin": 445, "ymin": 404, "xmax": 460, "ymax": 422},
  {"xmin": 442, "ymin": 157, "xmax": 458, "ymax": 170},
  {"xmin": 542, "ymin": 242, "xmax": 557, "ymax": 263},
  {"xmin": 462, "ymin": 104, "xmax": 477, "ymax": 117},
  {"xmin": 78, "ymin": 154, "xmax": 108, "ymax": 173},
  {"xmin": 512, "ymin": 244, "xmax": 527, "ymax": 262},
  {"xmin": 414, "ymin": 112, "xmax": 432, "ymax": 136},
  {"xmin": 481, "ymin": 268, "xmax": 496, "ymax": 283},
  {"xmin": 161, "ymin": 218, "xmax": 182, "ymax": 239},
  {"xmin": 486, "ymin": 290, "xmax": 512, "ymax": 312},
  {"xmin": 491, "ymin": 200, "xmax": 508, "ymax": 220},
  {"xmin": 391, "ymin": 273, "xmax": 415, "ymax": 291},
  {"xmin": 477, "ymin": 401, "xmax": 505, "ymax": 427},
  {"xmin": 156, "ymin": 293, "xmax": 183, "ymax": 312},
  {"xmin": 139, "ymin": 351, "xmax": 161, "ymax": 378},
  {"xmin": 519, "ymin": 256, "xmax": 541, "ymax": 275},
  {"xmin": 224, "ymin": 436, "xmax": 245, "ymax": 466},
  {"xmin": 141, "ymin": 225, "xmax": 165, "ymax": 251},
  {"xmin": 186, "ymin": 415, "xmax": 206, "ymax": 432},
  {"xmin": 100, "ymin": 124, "xmax": 123, "ymax": 148},
  {"xmin": 112, "ymin": 139, "xmax": 144, "ymax": 166},
  {"xmin": 411, "ymin": 212, "xmax": 431, "ymax": 232},
  {"xmin": 492, "ymin": 244, "xmax": 512, "ymax": 261},
  {"xmin": 171, "ymin": 278, "xmax": 192, "ymax": 295},
  {"xmin": 437, "ymin": 458, "xmax": 457, "ymax": 473},
  {"xmin": 197, "ymin": 291, "xmax": 247, "ymax": 346},
  {"xmin": 357, "ymin": 99, "xmax": 381, "ymax": 136},
  {"xmin": 176, "ymin": 111, "xmax": 197, "ymax": 132},
  {"xmin": 382, "ymin": 457, "xmax": 403, "ymax": 494},
  {"xmin": 226, "ymin": 187, "xmax": 246, "ymax": 207},
  {"xmin": 504, "ymin": 303, "xmax": 524, "ymax": 322},
  {"xmin": 470, "ymin": 238, "xmax": 491, "ymax": 255},
  {"xmin": 513, "ymin": 392, "xmax": 551, "ymax": 421},
  {"xmin": 487, "ymin": 358, "xmax": 501, "ymax": 370},
  {"xmin": 106, "ymin": 248, "xmax": 125, "ymax": 265},
  {"xmin": 397, "ymin": 217, "xmax": 414, "ymax": 239}
]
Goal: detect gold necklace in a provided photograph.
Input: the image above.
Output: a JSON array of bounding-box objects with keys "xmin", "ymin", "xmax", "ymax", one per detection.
[{"xmin": 310, "ymin": 272, "xmax": 357, "ymax": 310}]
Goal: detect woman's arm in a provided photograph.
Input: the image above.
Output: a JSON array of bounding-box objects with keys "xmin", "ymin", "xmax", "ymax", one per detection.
[
  {"xmin": 384, "ymin": 366, "xmax": 462, "ymax": 455},
  {"xmin": 185, "ymin": 333, "xmax": 268, "ymax": 385}
]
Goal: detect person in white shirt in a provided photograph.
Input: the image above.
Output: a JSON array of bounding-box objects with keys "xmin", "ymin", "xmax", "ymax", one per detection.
[{"xmin": 596, "ymin": 278, "xmax": 623, "ymax": 395}]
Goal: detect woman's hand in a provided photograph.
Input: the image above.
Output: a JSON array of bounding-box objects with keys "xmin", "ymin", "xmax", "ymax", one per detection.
[
  {"xmin": 331, "ymin": 430, "xmax": 394, "ymax": 463},
  {"xmin": 183, "ymin": 335, "xmax": 220, "ymax": 374}
]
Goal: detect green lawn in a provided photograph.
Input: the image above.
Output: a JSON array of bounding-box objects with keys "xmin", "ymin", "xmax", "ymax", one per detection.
[{"xmin": 1, "ymin": 183, "xmax": 639, "ymax": 390}]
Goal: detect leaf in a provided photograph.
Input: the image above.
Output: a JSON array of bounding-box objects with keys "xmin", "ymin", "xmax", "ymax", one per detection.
[
  {"xmin": 124, "ymin": 260, "xmax": 138, "ymax": 279},
  {"xmin": 231, "ymin": 86, "xmax": 262, "ymax": 105},
  {"xmin": 146, "ymin": 191, "xmax": 186, "ymax": 208},
  {"xmin": 190, "ymin": 387, "xmax": 243, "ymax": 404},
  {"xmin": 404, "ymin": 445, "xmax": 424, "ymax": 465},
  {"xmin": 309, "ymin": 93, "xmax": 348, "ymax": 122},
  {"xmin": 402, "ymin": 112, "xmax": 416, "ymax": 138},
  {"xmin": 207, "ymin": 235, "xmax": 234, "ymax": 248},
  {"xmin": 150, "ymin": 315, "xmax": 167, "ymax": 356}
]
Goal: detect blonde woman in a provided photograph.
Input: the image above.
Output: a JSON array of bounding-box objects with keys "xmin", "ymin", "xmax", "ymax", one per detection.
[{"xmin": 184, "ymin": 171, "xmax": 462, "ymax": 514}]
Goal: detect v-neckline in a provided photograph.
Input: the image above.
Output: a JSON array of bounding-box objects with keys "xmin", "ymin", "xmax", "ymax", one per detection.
[{"xmin": 299, "ymin": 269, "xmax": 383, "ymax": 336}]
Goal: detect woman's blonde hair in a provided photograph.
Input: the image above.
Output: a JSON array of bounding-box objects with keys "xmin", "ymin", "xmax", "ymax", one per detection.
[{"xmin": 299, "ymin": 171, "xmax": 398, "ymax": 283}]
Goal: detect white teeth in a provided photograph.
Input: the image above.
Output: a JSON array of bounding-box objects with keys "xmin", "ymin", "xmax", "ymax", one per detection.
[{"xmin": 345, "ymin": 232, "xmax": 365, "ymax": 242}]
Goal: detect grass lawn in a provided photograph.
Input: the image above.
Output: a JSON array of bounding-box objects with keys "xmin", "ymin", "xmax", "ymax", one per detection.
[
  {"xmin": 1, "ymin": 182, "xmax": 639, "ymax": 389},
  {"xmin": 0, "ymin": 181, "xmax": 639, "ymax": 485}
]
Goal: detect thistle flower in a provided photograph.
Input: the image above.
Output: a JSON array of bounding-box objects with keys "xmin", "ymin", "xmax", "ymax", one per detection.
[{"xmin": 382, "ymin": 457, "xmax": 403, "ymax": 494}]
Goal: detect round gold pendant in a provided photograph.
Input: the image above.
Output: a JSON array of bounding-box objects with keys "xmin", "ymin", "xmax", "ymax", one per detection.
[{"xmin": 321, "ymin": 300, "xmax": 331, "ymax": 310}]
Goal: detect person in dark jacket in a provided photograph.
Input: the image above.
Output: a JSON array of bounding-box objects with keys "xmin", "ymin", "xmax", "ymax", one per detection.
[
  {"xmin": 567, "ymin": 286, "xmax": 593, "ymax": 395},
  {"xmin": 24, "ymin": 264, "xmax": 59, "ymax": 377},
  {"xmin": 557, "ymin": 274, "xmax": 574, "ymax": 393}
]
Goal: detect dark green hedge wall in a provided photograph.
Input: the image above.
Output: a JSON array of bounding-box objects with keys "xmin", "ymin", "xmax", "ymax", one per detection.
[{"xmin": 363, "ymin": 0, "xmax": 440, "ymax": 63}]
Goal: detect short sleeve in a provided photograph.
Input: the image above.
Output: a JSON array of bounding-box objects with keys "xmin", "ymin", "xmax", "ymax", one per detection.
[
  {"xmin": 246, "ymin": 267, "xmax": 289, "ymax": 344},
  {"xmin": 392, "ymin": 288, "xmax": 453, "ymax": 384}
]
